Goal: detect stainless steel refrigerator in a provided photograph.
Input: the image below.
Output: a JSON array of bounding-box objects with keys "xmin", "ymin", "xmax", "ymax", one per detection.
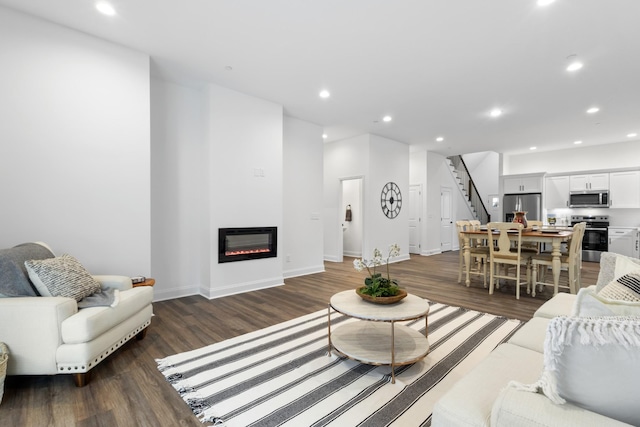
[{"xmin": 503, "ymin": 193, "xmax": 542, "ymax": 222}]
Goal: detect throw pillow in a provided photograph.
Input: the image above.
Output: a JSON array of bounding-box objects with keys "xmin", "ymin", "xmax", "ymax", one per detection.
[
  {"xmin": 572, "ymin": 287, "xmax": 640, "ymax": 317},
  {"xmin": 597, "ymin": 253, "xmax": 640, "ymax": 291},
  {"xmin": 0, "ymin": 242, "xmax": 55, "ymax": 297},
  {"xmin": 598, "ymin": 270, "xmax": 640, "ymax": 302},
  {"xmin": 24, "ymin": 254, "xmax": 101, "ymax": 301},
  {"xmin": 512, "ymin": 316, "xmax": 640, "ymax": 426}
]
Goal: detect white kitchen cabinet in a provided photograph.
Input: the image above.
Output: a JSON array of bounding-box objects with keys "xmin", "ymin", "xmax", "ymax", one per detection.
[
  {"xmin": 608, "ymin": 227, "xmax": 640, "ymax": 258},
  {"xmin": 545, "ymin": 176, "xmax": 570, "ymax": 208},
  {"xmin": 609, "ymin": 170, "xmax": 640, "ymax": 208},
  {"xmin": 503, "ymin": 174, "xmax": 543, "ymax": 194},
  {"xmin": 569, "ymin": 173, "xmax": 609, "ymax": 191}
]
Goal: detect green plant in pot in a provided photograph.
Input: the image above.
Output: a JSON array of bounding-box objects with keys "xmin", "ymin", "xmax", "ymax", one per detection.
[{"xmin": 353, "ymin": 244, "xmax": 401, "ymax": 297}]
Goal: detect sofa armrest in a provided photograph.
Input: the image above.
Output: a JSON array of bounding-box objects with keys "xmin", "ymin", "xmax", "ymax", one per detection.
[
  {"xmin": 0, "ymin": 296, "xmax": 77, "ymax": 375},
  {"xmin": 93, "ymin": 275, "xmax": 132, "ymax": 291},
  {"xmin": 491, "ymin": 387, "xmax": 632, "ymax": 427}
]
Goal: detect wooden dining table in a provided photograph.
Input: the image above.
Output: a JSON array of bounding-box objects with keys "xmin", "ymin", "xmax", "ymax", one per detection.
[{"xmin": 460, "ymin": 228, "xmax": 574, "ymax": 294}]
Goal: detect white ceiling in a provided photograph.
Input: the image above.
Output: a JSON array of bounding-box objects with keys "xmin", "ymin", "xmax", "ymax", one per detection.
[{"xmin": 2, "ymin": 0, "xmax": 639, "ymax": 155}]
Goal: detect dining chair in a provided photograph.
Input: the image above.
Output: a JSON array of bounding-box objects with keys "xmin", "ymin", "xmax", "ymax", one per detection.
[
  {"xmin": 487, "ymin": 222, "xmax": 530, "ymax": 299},
  {"xmin": 530, "ymin": 222, "xmax": 586, "ymax": 296},
  {"xmin": 518, "ymin": 219, "xmax": 543, "ymax": 253},
  {"xmin": 456, "ymin": 220, "xmax": 489, "ymax": 287}
]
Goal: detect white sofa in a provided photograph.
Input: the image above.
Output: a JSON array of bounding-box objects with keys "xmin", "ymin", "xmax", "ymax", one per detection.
[
  {"xmin": 0, "ymin": 242, "xmax": 153, "ymax": 386},
  {"xmin": 432, "ymin": 252, "xmax": 640, "ymax": 427}
]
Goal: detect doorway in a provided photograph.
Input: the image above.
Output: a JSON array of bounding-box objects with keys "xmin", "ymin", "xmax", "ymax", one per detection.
[
  {"xmin": 440, "ymin": 186, "xmax": 453, "ymax": 252},
  {"xmin": 340, "ymin": 177, "xmax": 363, "ymax": 261}
]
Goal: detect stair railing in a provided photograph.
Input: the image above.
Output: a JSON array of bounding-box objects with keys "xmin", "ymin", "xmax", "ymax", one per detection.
[{"xmin": 447, "ymin": 155, "xmax": 491, "ymax": 224}]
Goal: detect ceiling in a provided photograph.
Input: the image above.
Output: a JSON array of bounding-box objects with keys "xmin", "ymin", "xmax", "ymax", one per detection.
[{"xmin": 2, "ymin": 0, "xmax": 639, "ymax": 155}]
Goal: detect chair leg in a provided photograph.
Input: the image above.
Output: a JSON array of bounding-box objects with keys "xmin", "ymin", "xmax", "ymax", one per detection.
[
  {"xmin": 489, "ymin": 262, "xmax": 495, "ymax": 295},
  {"xmin": 458, "ymin": 251, "xmax": 463, "ymax": 284},
  {"xmin": 482, "ymin": 259, "xmax": 487, "ymax": 288},
  {"xmin": 515, "ymin": 264, "xmax": 521, "ymax": 300}
]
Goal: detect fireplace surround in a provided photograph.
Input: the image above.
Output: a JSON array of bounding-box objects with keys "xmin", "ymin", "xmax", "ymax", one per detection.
[{"xmin": 218, "ymin": 227, "xmax": 277, "ymax": 263}]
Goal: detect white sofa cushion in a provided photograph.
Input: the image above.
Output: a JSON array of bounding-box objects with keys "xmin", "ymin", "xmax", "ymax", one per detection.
[
  {"xmin": 61, "ymin": 286, "xmax": 153, "ymax": 344},
  {"xmin": 25, "ymin": 254, "xmax": 101, "ymax": 301},
  {"xmin": 507, "ymin": 317, "xmax": 549, "ymax": 353},
  {"xmin": 492, "ymin": 387, "xmax": 633, "ymax": 427},
  {"xmin": 516, "ymin": 316, "xmax": 640, "ymax": 426},
  {"xmin": 432, "ymin": 343, "xmax": 543, "ymax": 427},
  {"xmin": 533, "ymin": 292, "xmax": 577, "ymax": 319}
]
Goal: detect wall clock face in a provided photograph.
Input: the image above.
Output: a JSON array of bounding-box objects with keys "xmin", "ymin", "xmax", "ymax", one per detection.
[{"xmin": 380, "ymin": 182, "xmax": 402, "ymax": 219}]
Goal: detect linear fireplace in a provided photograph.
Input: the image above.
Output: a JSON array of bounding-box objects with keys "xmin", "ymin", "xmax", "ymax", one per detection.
[{"xmin": 218, "ymin": 227, "xmax": 278, "ymax": 263}]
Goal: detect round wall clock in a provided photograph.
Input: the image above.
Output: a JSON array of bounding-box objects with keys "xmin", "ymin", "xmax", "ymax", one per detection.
[{"xmin": 380, "ymin": 182, "xmax": 402, "ymax": 219}]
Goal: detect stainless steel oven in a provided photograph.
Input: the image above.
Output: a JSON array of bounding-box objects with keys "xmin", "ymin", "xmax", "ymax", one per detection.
[{"xmin": 571, "ymin": 215, "xmax": 609, "ymax": 262}]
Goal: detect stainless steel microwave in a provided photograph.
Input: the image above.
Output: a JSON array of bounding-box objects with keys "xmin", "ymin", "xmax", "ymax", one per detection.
[{"xmin": 569, "ymin": 190, "xmax": 609, "ymax": 208}]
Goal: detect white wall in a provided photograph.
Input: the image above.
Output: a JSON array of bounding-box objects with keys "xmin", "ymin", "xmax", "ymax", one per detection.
[
  {"xmin": 462, "ymin": 151, "xmax": 500, "ymax": 204},
  {"xmin": 503, "ymin": 140, "xmax": 640, "ymax": 175},
  {"xmin": 323, "ymin": 135, "xmax": 370, "ymax": 261},
  {"xmin": 323, "ymin": 134, "xmax": 409, "ymax": 263},
  {"xmin": 206, "ymin": 84, "xmax": 284, "ymax": 298},
  {"xmin": 0, "ymin": 7, "xmax": 151, "ymax": 275},
  {"xmin": 367, "ymin": 135, "xmax": 410, "ymax": 261},
  {"xmin": 283, "ymin": 116, "xmax": 325, "ymax": 278},
  {"xmin": 410, "ymin": 151, "xmax": 428, "ymax": 255},
  {"xmin": 150, "ymin": 78, "xmax": 205, "ymax": 300}
]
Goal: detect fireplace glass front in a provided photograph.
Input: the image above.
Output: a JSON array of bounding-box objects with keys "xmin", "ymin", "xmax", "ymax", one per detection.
[{"xmin": 218, "ymin": 227, "xmax": 277, "ymax": 263}]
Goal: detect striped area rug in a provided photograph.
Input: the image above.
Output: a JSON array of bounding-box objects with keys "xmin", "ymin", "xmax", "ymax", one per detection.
[{"xmin": 156, "ymin": 301, "xmax": 523, "ymax": 426}]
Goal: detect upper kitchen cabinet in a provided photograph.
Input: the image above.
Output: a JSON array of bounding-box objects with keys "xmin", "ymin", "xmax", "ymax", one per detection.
[
  {"xmin": 569, "ymin": 173, "xmax": 609, "ymax": 191},
  {"xmin": 545, "ymin": 175, "xmax": 570, "ymax": 208},
  {"xmin": 503, "ymin": 174, "xmax": 544, "ymax": 194},
  {"xmin": 609, "ymin": 170, "xmax": 640, "ymax": 208}
]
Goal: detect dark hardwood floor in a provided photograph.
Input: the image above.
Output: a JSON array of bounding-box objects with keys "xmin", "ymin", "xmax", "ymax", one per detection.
[{"xmin": 0, "ymin": 251, "xmax": 601, "ymax": 426}]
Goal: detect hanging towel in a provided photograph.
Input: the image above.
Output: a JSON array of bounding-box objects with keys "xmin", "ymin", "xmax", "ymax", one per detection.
[{"xmin": 345, "ymin": 205, "xmax": 352, "ymax": 221}]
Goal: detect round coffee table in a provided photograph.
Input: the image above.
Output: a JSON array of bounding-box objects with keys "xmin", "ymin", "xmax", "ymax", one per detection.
[{"xmin": 328, "ymin": 290, "xmax": 430, "ymax": 383}]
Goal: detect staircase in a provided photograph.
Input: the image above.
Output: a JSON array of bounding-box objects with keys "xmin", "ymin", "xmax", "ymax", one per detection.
[{"xmin": 447, "ymin": 155, "xmax": 490, "ymax": 224}]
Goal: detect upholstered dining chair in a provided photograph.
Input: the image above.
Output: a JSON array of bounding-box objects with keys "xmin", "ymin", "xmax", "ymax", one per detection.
[
  {"xmin": 530, "ymin": 222, "xmax": 586, "ymax": 296},
  {"xmin": 487, "ymin": 222, "xmax": 530, "ymax": 299},
  {"xmin": 456, "ymin": 220, "xmax": 489, "ymax": 287}
]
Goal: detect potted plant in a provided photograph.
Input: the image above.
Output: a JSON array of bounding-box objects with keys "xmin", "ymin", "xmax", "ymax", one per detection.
[{"xmin": 353, "ymin": 244, "xmax": 406, "ymax": 303}]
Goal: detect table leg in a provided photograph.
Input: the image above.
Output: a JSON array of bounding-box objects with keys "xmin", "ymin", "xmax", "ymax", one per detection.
[
  {"xmin": 463, "ymin": 234, "xmax": 471, "ymax": 287},
  {"xmin": 391, "ymin": 321, "xmax": 396, "ymax": 384},
  {"xmin": 551, "ymin": 239, "xmax": 562, "ymax": 296},
  {"xmin": 327, "ymin": 304, "xmax": 332, "ymax": 356}
]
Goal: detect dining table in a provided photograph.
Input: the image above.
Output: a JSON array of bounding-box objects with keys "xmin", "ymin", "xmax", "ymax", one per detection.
[{"xmin": 460, "ymin": 227, "xmax": 574, "ymax": 295}]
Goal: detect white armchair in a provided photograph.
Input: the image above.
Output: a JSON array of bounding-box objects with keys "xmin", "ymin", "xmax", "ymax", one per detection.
[{"xmin": 0, "ymin": 243, "xmax": 153, "ymax": 386}]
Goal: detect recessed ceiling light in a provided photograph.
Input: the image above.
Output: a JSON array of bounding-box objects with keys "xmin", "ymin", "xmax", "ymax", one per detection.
[
  {"xmin": 382, "ymin": 116, "xmax": 392, "ymax": 122},
  {"xmin": 586, "ymin": 107, "xmax": 600, "ymax": 114},
  {"xmin": 319, "ymin": 90, "xmax": 330, "ymax": 99},
  {"xmin": 574, "ymin": 140, "xmax": 583, "ymax": 145},
  {"xmin": 566, "ymin": 55, "xmax": 583, "ymax": 72},
  {"xmin": 436, "ymin": 136, "xmax": 444, "ymax": 142},
  {"xmin": 322, "ymin": 134, "xmax": 327, "ymax": 139},
  {"xmin": 530, "ymin": 147, "xmax": 537, "ymax": 150},
  {"xmin": 628, "ymin": 133, "xmax": 638, "ymax": 138},
  {"xmin": 489, "ymin": 108, "xmax": 503, "ymax": 118},
  {"xmin": 96, "ymin": 2, "xmax": 116, "ymax": 16},
  {"xmin": 537, "ymin": 0, "xmax": 556, "ymax": 6}
]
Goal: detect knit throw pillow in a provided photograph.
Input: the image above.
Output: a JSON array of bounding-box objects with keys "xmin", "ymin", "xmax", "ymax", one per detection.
[
  {"xmin": 25, "ymin": 254, "xmax": 101, "ymax": 301},
  {"xmin": 598, "ymin": 270, "xmax": 640, "ymax": 302}
]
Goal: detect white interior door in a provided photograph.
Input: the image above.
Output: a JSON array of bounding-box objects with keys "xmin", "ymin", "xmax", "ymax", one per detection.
[
  {"xmin": 409, "ymin": 184, "xmax": 422, "ymax": 254},
  {"xmin": 440, "ymin": 187, "xmax": 453, "ymax": 252}
]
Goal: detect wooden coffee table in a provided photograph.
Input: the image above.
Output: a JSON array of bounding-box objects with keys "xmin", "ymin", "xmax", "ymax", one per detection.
[
  {"xmin": 132, "ymin": 278, "xmax": 155, "ymax": 287},
  {"xmin": 327, "ymin": 290, "xmax": 430, "ymax": 383}
]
